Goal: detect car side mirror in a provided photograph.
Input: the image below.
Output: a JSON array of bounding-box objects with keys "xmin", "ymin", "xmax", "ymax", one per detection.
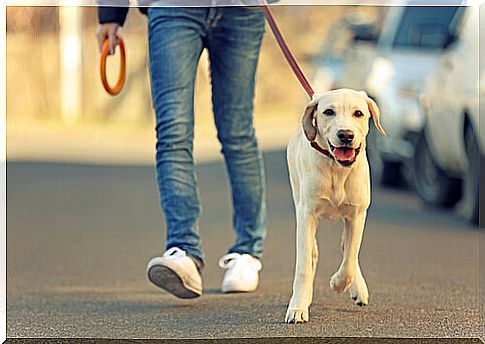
[
  {"xmin": 443, "ymin": 33, "xmax": 458, "ymax": 49},
  {"xmin": 353, "ymin": 31, "xmax": 377, "ymax": 44}
]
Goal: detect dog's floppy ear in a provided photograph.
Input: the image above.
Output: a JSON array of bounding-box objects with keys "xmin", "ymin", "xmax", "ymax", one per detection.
[
  {"xmin": 366, "ymin": 96, "xmax": 386, "ymax": 136},
  {"xmin": 302, "ymin": 98, "xmax": 318, "ymax": 141}
]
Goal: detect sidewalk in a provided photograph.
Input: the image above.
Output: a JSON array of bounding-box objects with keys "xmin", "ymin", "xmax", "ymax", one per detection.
[{"xmin": 7, "ymin": 112, "xmax": 299, "ymax": 165}]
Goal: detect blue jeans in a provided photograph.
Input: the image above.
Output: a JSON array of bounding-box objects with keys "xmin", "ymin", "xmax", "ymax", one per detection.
[{"xmin": 147, "ymin": 7, "xmax": 267, "ymax": 265}]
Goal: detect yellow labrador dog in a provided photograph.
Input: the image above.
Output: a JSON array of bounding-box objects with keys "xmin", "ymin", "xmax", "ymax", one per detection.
[{"xmin": 285, "ymin": 89, "xmax": 386, "ymax": 323}]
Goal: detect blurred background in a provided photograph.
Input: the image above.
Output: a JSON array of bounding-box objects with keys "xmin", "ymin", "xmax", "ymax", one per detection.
[
  {"xmin": 6, "ymin": 5, "xmax": 380, "ymax": 163},
  {"xmin": 7, "ymin": 4, "xmax": 482, "ymax": 225}
]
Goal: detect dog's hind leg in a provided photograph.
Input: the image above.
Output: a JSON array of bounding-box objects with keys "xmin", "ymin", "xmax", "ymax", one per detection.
[
  {"xmin": 312, "ymin": 240, "xmax": 318, "ymax": 276},
  {"xmin": 330, "ymin": 211, "xmax": 366, "ymax": 294},
  {"xmin": 285, "ymin": 206, "xmax": 317, "ymax": 323},
  {"xmin": 286, "ymin": 147, "xmax": 300, "ymax": 206}
]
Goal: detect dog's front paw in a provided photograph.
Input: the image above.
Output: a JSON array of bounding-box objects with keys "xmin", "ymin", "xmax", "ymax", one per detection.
[
  {"xmin": 285, "ymin": 307, "xmax": 309, "ymax": 323},
  {"xmin": 330, "ymin": 271, "xmax": 353, "ymax": 293},
  {"xmin": 348, "ymin": 273, "xmax": 369, "ymax": 306}
]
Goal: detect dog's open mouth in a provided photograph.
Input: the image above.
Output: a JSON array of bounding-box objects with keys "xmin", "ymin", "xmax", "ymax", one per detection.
[{"xmin": 328, "ymin": 140, "xmax": 361, "ymax": 167}]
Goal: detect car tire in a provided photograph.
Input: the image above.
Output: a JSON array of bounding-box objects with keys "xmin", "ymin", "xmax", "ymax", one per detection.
[
  {"xmin": 367, "ymin": 124, "xmax": 402, "ymax": 187},
  {"xmin": 414, "ymin": 133, "xmax": 461, "ymax": 208},
  {"xmin": 380, "ymin": 161, "xmax": 403, "ymax": 187},
  {"xmin": 460, "ymin": 123, "xmax": 480, "ymax": 224}
]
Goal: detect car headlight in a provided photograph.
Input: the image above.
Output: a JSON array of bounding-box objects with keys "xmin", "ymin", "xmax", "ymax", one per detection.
[{"xmin": 366, "ymin": 57, "xmax": 394, "ymax": 96}]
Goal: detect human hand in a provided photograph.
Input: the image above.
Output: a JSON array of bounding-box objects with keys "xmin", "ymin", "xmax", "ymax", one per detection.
[{"xmin": 96, "ymin": 23, "xmax": 121, "ymax": 55}]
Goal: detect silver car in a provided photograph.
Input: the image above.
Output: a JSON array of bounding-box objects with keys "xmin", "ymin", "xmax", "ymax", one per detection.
[
  {"xmin": 364, "ymin": 5, "xmax": 464, "ymax": 187},
  {"xmin": 417, "ymin": 6, "xmax": 482, "ymax": 225}
]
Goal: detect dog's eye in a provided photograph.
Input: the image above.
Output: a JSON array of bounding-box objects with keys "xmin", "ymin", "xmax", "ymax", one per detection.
[
  {"xmin": 354, "ymin": 110, "xmax": 364, "ymax": 118},
  {"xmin": 323, "ymin": 109, "xmax": 335, "ymax": 116}
]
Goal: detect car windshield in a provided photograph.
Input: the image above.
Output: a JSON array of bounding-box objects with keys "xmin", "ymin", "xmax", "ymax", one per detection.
[{"xmin": 393, "ymin": 7, "xmax": 460, "ymax": 48}]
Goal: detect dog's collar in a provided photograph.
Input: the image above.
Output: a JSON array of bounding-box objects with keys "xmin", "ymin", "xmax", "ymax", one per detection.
[{"xmin": 310, "ymin": 141, "xmax": 334, "ymax": 160}]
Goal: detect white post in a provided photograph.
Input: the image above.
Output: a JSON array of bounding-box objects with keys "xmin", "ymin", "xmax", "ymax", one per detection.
[{"xmin": 59, "ymin": 5, "xmax": 82, "ymax": 124}]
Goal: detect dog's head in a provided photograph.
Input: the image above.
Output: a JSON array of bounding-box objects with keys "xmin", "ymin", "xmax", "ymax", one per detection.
[{"xmin": 302, "ymin": 89, "xmax": 386, "ymax": 167}]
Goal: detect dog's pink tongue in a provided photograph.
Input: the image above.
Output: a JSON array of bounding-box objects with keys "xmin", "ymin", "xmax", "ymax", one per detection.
[{"xmin": 333, "ymin": 147, "xmax": 356, "ymax": 161}]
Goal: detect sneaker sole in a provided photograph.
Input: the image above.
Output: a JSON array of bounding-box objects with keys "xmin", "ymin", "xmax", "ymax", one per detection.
[{"xmin": 148, "ymin": 265, "xmax": 201, "ymax": 299}]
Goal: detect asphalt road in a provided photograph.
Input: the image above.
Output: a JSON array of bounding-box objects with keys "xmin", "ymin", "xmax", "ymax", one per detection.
[{"xmin": 6, "ymin": 151, "xmax": 483, "ymax": 338}]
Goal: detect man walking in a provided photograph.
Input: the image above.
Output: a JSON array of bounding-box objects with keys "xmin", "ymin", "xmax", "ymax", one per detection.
[{"xmin": 97, "ymin": 3, "xmax": 268, "ymax": 298}]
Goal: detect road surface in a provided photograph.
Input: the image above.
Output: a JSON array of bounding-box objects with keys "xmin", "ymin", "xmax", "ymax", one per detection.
[{"xmin": 6, "ymin": 151, "xmax": 482, "ymax": 338}]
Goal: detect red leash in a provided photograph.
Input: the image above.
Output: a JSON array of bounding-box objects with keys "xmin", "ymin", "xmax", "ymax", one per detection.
[
  {"xmin": 260, "ymin": 0, "xmax": 315, "ymax": 99},
  {"xmin": 260, "ymin": 3, "xmax": 337, "ymax": 159}
]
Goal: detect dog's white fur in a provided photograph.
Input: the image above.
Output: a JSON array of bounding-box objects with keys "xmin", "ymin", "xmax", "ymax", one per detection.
[{"xmin": 285, "ymin": 89, "xmax": 385, "ymax": 323}]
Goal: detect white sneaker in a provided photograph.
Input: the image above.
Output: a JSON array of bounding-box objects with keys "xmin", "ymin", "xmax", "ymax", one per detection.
[
  {"xmin": 147, "ymin": 247, "xmax": 202, "ymax": 299},
  {"xmin": 218, "ymin": 253, "xmax": 262, "ymax": 293}
]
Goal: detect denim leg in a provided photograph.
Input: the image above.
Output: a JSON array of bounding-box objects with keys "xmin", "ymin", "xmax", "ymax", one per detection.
[
  {"xmin": 207, "ymin": 7, "xmax": 268, "ymax": 258},
  {"xmin": 148, "ymin": 7, "xmax": 208, "ymax": 263}
]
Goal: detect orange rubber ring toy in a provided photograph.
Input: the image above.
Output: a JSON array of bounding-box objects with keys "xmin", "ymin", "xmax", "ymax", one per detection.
[{"xmin": 100, "ymin": 37, "xmax": 126, "ymax": 96}]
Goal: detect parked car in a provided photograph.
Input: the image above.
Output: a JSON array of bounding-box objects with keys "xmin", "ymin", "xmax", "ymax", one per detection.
[
  {"xmin": 364, "ymin": 4, "xmax": 464, "ymax": 187},
  {"xmin": 311, "ymin": 3, "xmax": 464, "ymax": 188},
  {"xmin": 416, "ymin": 5, "xmax": 482, "ymax": 225},
  {"xmin": 311, "ymin": 12, "xmax": 380, "ymax": 91}
]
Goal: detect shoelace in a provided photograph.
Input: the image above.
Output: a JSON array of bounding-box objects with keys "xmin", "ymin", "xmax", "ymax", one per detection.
[
  {"xmin": 218, "ymin": 253, "xmax": 262, "ymax": 271},
  {"xmin": 163, "ymin": 247, "xmax": 186, "ymax": 259}
]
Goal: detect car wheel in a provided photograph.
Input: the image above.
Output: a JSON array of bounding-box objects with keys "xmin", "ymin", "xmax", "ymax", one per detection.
[
  {"xmin": 460, "ymin": 124, "xmax": 480, "ymax": 224},
  {"xmin": 413, "ymin": 133, "xmax": 461, "ymax": 207},
  {"xmin": 367, "ymin": 124, "xmax": 402, "ymax": 187},
  {"xmin": 380, "ymin": 161, "xmax": 403, "ymax": 187}
]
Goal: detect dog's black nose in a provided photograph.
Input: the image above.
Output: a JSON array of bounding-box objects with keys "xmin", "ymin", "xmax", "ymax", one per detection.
[{"xmin": 337, "ymin": 130, "xmax": 354, "ymax": 144}]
